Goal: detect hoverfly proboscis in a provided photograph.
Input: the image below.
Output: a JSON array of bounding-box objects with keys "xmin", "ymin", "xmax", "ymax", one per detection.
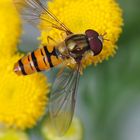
[{"xmin": 13, "ymin": 0, "xmax": 105, "ymax": 136}]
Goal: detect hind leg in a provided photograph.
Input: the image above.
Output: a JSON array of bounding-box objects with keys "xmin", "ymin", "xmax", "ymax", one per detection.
[{"xmin": 47, "ymin": 36, "xmax": 57, "ymax": 44}]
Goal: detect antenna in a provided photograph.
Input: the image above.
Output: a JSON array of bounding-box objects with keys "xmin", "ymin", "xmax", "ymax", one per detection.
[{"xmin": 101, "ymin": 32, "xmax": 110, "ymax": 42}]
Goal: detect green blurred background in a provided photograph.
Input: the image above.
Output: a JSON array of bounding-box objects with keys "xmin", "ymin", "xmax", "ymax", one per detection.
[
  {"xmin": 19, "ymin": 0, "xmax": 140, "ymax": 140},
  {"xmin": 78, "ymin": 0, "xmax": 140, "ymax": 139}
]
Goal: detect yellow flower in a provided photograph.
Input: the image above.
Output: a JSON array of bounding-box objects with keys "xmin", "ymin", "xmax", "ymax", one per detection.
[
  {"xmin": 42, "ymin": 117, "xmax": 83, "ymax": 140},
  {"xmin": 0, "ymin": 0, "xmax": 50, "ymax": 129},
  {"xmin": 40, "ymin": 0, "xmax": 123, "ymax": 67},
  {"xmin": 0, "ymin": 128, "xmax": 29, "ymax": 140},
  {"xmin": 0, "ymin": 55, "xmax": 49, "ymax": 129},
  {"xmin": 0, "ymin": 0, "xmax": 21, "ymax": 57}
]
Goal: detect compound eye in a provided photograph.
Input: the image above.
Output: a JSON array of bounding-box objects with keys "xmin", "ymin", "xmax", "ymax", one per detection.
[
  {"xmin": 85, "ymin": 29, "xmax": 99, "ymax": 38},
  {"xmin": 88, "ymin": 38, "xmax": 103, "ymax": 55},
  {"xmin": 85, "ymin": 29, "xmax": 103, "ymax": 56}
]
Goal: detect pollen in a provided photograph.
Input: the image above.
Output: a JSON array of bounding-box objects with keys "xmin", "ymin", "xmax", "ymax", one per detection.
[
  {"xmin": 40, "ymin": 0, "xmax": 123, "ymax": 67},
  {"xmin": 0, "ymin": 0, "xmax": 21, "ymax": 57},
  {"xmin": 0, "ymin": 55, "xmax": 49, "ymax": 129}
]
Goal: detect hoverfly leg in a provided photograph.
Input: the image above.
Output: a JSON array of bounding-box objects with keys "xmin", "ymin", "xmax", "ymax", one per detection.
[
  {"xmin": 56, "ymin": 66, "xmax": 65, "ymax": 77},
  {"xmin": 60, "ymin": 32, "xmax": 67, "ymax": 39},
  {"xmin": 47, "ymin": 36, "xmax": 57, "ymax": 44}
]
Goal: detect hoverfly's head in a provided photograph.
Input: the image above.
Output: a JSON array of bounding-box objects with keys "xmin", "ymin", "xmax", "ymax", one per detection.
[{"xmin": 85, "ymin": 29, "xmax": 104, "ymax": 56}]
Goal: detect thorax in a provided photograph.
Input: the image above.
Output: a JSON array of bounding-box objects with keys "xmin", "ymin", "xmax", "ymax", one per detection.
[{"xmin": 56, "ymin": 34, "xmax": 90, "ymax": 63}]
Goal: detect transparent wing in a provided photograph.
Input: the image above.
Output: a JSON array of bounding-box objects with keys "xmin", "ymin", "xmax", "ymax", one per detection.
[
  {"xmin": 13, "ymin": 0, "xmax": 72, "ymax": 34},
  {"xmin": 49, "ymin": 64, "xmax": 80, "ymax": 136}
]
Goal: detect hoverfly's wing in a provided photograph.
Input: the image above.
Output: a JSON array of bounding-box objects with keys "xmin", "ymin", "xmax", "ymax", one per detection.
[
  {"xmin": 49, "ymin": 64, "xmax": 81, "ymax": 136},
  {"xmin": 13, "ymin": 0, "xmax": 72, "ymax": 34}
]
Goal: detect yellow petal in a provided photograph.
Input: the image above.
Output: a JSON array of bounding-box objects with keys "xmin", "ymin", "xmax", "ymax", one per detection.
[
  {"xmin": 0, "ymin": 128, "xmax": 29, "ymax": 140},
  {"xmin": 42, "ymin": 117, "xmax": 83, "ymax": 140}
]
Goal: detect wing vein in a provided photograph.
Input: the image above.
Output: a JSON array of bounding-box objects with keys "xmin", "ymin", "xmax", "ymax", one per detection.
[
  {"xmin": 49, "ymin": 64, "xmax": 81, "ymax": 135},
  {"xmin": 14, "ymin": 0, "xmax": 72, "ymax": 34}
]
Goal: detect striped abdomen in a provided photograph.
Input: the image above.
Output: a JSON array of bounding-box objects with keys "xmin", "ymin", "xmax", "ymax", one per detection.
[{"xmin": 14, "ymin": 46, "xmax": 62, "ymax": 76}]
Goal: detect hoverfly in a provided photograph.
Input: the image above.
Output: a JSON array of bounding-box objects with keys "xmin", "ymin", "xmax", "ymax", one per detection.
[{"xmin": 13, "ymin": 0, "xmax": 105, "ymax": 136}]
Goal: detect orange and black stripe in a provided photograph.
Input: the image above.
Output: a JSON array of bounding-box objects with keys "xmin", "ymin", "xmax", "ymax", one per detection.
[{"xmin": 14, "ymin": 46, "xmax": 62, "ymax": 76}]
